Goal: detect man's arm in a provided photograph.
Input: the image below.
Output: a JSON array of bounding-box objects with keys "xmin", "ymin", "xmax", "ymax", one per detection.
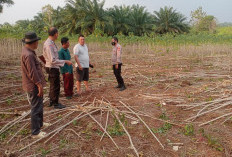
[
  {"xmin": 115, "ymin": 46, "xmax": 122, "ymax": 69},
  {"xmin": 74, "ymin": 55, "xmax": 83, "ymax": 70},
  {"xmin": 36, "ymin": 82, "xmax": 43, "ymax": 97}
]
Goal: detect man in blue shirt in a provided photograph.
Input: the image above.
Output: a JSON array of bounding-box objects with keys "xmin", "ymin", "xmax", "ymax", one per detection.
[{"xmin": 58, "ymin": 37, "xmax": 73, "ymax": 99}]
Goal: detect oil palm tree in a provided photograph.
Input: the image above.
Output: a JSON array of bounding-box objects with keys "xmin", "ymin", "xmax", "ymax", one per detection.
[
  {"xmin": 65, "ymin": 0, "xmax": 108, "ymax": 35},
  {"xmin": 129, "ymin": 5, "xmax": 154, "ymax": 36},
  {"xmin": 153, "ymin": 6, "xmax": 189, "ymax": 34},
  {"xmin": 107, "ymin": 5, "xmax": 131, "ymax": 35}
]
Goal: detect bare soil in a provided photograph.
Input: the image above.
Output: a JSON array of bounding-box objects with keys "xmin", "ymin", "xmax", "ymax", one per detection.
[{"xmin": 0, "ymin": 43, "xmax": 232, "ymax": 157}]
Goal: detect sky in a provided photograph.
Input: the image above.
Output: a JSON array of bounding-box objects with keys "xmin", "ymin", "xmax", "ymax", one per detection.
[{"xmin": 0, "ymin": 0, "xmax": 231, "ymax": 25}]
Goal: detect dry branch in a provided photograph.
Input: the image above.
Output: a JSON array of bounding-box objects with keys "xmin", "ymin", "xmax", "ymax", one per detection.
[
  {"xmin": 120, "ymin": 101, "xmax": 165, "ymax": 149},
  {"xmin": 86, "ymin": 111, "xmax": 119, "ymax": 149},
  {"xmin": 199, "ymin": 112, "xmax": 232, "ymax": 126}
]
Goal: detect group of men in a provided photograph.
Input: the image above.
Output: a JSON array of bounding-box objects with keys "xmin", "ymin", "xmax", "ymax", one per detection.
[{"xmin": 21, "ymin": 27, "xmax": 126, "ymax": 138}]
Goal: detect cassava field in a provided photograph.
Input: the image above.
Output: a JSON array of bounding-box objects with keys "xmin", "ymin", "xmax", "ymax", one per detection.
[{"xmin": 0, "ymin": 36, "xmax": 232, "ymax": 157}]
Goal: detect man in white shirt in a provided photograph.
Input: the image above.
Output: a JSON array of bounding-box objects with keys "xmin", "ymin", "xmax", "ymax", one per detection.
[{"xmin": 73, "ymin": 35, "xmax": 91, "ymax": 95}]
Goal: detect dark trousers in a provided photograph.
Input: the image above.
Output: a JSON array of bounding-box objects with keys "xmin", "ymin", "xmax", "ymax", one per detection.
[
  {"xmin": 46, "ymin": 68, "xmax": 60, "ymax": 105},
  {"xmin": 113, "ymin": 63, "xmax": 124, "ymax": 86},
  {"xmin": 62, "ymin": 73, "xmax": 74, "ymax": 97},
  {"xmin": 27, "ymin": 87, "xmax": 43, "ymax": 135}
]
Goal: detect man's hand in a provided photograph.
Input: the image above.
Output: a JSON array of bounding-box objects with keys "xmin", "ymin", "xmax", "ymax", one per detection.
[
  {"xmin": 79, "ymin": 65, "xmax": 83, "ymax": 70},
  {"xmin": 65, "ymin": 61, "xmax": 72, "ymax": 66},
  {"xmin": 37, "ymin": 83, "xmax": 43, "ymax": 97},
  {"xmin": 65, "ymin": 72, "xmax": 69, "ymax": 75},
  {"xmin": 115, "ymin": 64, "xmax": 118, "ymax": 69}
]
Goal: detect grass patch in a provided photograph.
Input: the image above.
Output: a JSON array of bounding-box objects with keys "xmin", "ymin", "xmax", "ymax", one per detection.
[
  {"xmin": 199, "ymin": 129, "xmax": 224, "ymax": 151},
  {"xmin": 152, "ymin": 122, "xmax": 172, "ymax": 134},
  {"xmin": 183, "ymin": 124, "xmax": 195, "ymax": 136}
]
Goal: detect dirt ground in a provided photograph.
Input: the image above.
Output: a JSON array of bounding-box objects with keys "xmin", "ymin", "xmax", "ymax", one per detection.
[{"xmin": 0, "ymin": 43, "xmax": 232, "ymax": 157}]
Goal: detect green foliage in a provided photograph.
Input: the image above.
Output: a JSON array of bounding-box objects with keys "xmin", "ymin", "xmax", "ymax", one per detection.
[
  {"xmin": 183, "ymin": 124, "xmax": 194, "ymax": 136},
  {"xmin": 59, "ymin": 138, "xmax": 68, "ymax": 149},
  {"xmin": 200, "ymin": 129, "xmax": 224, "ymax": 151},
  {"xmin": 39, "ymin": 148, "xmax": 51, "ymax": 156},
  {"xmin": 107, "ymin": 114, "xmax": 126, "ymax": 136},
  {"xmin": 0, "ymin": 0, "xmax": 14, "ymax": 13},
  {"xmin": 82, "ymin": 122, "xmax": 93, "ymax": 139},
  {"xmin": 190, "ymin": 7, "xmax": 216, "ymax": 33},
  {"xmin": 153, "ymin": 6, "xmax": 190, "ymax": 34},
  {"xmin": 0, "ymin": 132, "xmax": 7, "ymax": 141},
  {"xmin": 217, "ymin": 26, "xmax": 232, "ymax": 35},
  {"xmin": 0, "ymin": 1, "xmax": 191, "ymax": 37},
  {"xmin": 159, "ymin": 112, "xmax": 169, "ymax": 120},
  {"xmin": 19, "ymin": 129, "xmax": 30, "ymax": 135},
  {"xmin": 7, "ymin": 98, "xmax": 12, "ymax": 105},
  {"xmin": 72, "ymin": 120, "xmax": 77, "ymax": 126},
  {"xmin": 152, "ymin": 122, "xmax": 172, "ymax": 134}
]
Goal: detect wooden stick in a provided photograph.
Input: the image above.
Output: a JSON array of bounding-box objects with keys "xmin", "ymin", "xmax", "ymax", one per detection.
[
  {"xmin": 7, "ymin": 122, "xmax": 29, "ymax": 144},
  {"xmin": 65, "ymin": 129, "xmax": 83, "ymax": 139},
  {"xmin": 221, "ymin": 115, "xmax": 232, "ymax": 124},
  {"xmin": 199, "ymin": 112, "xmax": 232, "ymax": 126},
  {"xmin": 186, "ymin": 101, "xmax": 232, "ymax": 121},
  {"xmin": 120, "ymin": 101, "xmax": 165, "ymax": 149},
  {"xmin": 17, "ymin": 109, "xmax": 99, "ymax": 152},
  {"xmin": 182, "ymin": 97, "xmax": 232, "ymax": 110},
  {"xmin": 100, "ymin": 110, "xmax": 109, "ymax": 141},
  {"xmin": 113, "ymin": 112, "xmax": 139, "ymax": 157},
  {"xmin": 0, "ymin": 111, "xmax": 30, "ymax": 134},
  {"xmin": 86, "ymin": 112, "xmax": 119, "ymax": 149}
]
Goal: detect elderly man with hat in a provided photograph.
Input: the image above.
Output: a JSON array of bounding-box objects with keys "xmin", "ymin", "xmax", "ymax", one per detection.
[{"xmin": 21, "ymin": 32, "xmax": 49, "ymax": 138}]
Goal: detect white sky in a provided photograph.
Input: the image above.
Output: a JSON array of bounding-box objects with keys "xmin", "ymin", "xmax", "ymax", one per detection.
[{"xmin": 0, "ymin": 0, "xmax": 231, "ymax": 24}]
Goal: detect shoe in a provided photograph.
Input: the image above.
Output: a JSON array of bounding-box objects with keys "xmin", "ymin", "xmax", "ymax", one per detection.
[
  {"xmin": 120, "ymin": 85, "xmax": 126, "ymax": 91},
  {"xmin": 32, "ymin": 131, "xmax": 47, "ymax": 138},
  {"xmin": 42, "ymin": 122, "xmax": 51, "ymax": 129},
  {"xmin": 115, "ymin": 84, "xmax": 121, "ymax": 88},
  {"xmin": 54, "ymin": 103, "xmax": 66, "ymax": 109},
  {"xmin": 66, "ymin": 96, "xmax": 72, "ymax": 100}
]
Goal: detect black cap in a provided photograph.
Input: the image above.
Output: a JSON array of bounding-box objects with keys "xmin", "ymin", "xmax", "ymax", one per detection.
[{"xmin": 22, "ymin": 32, "xmax": 41, "ymax": 44}]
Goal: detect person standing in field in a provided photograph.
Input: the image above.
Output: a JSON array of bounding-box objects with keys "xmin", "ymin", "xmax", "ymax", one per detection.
[
  {"xmin": 58, "ymin": 37, "xmax": 74, "ymax": 99},
  {"xmin": 73, "ymin": 35, "xmax": 91, "ymax": 95},
  {"xmin": 111, "ymin": 36, "xmax": 126, "ymax": 91},
  {"xmin": 43, "ymin": 27, "xmax": 72, "ymax": 109},
  {"xmin": 21, "ymin": 32, "xmax": 49, "ymax": 138}
]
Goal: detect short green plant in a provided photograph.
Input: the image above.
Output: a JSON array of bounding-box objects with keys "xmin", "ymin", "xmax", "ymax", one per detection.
[
  {"xmin": 72, "ymin": 120, "xmax": 77, "ymax": 126},
  {"xmin": 107, "ymin": 114, "xmax": 126, "ymax": 136},
  {"xmin": 39, "ymin": 148, "xmax": 51, "ymax": 157},
  {"xmin": 59, "ymin": 139, "xmax": 68, "ymax": 149},
  {"xmin": 183, "ymin": 124, "xmax": 195, "ymax": 136},
  {"xmin": 0, "ymin": 133, "xmax": 7, "ymax": 141},
  {"xmin": 200, "ymin": 129, "xmax": 224, "ymax": 151},
  {"xmin": 7, "ymin": 99, "xmax": 12, "ymax": 105},
  {"xmin": 19, "ymin": 128, "xmax": 30, "ymax": 135},
  {"xmin": 159, "ymin": 112, "xmax": 169, "ymax": 120},
  {"xmin": 152, "ymin": 122, "xmax": 172, "ymax": 134}
]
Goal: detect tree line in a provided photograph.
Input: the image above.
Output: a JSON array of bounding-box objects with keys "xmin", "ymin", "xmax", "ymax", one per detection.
[{"xmin": 0, "ymin": 0, "xmax": 217, "ymax": 37}]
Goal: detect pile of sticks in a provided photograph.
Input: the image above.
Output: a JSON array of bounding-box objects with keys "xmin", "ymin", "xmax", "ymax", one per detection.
[
  {"xmin": 0, "ymin": 97, "xmax": 178, "ymax": 156},
  {"xmin": 177, "ymin": 96, "xmax": 232, "ymax": 126}
]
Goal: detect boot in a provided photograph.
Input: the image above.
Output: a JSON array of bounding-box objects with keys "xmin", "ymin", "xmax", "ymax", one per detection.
[
  {"xmin": 54, "ymin": 103, "xmax": 66, "ymax": 109},
  {"xmin": 115, "ymin": 84, "xmax": 121, "ymax": 88},
  {"xmin": 120, "ymin": 85, "xmax": 126, "ymax": 91}
]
